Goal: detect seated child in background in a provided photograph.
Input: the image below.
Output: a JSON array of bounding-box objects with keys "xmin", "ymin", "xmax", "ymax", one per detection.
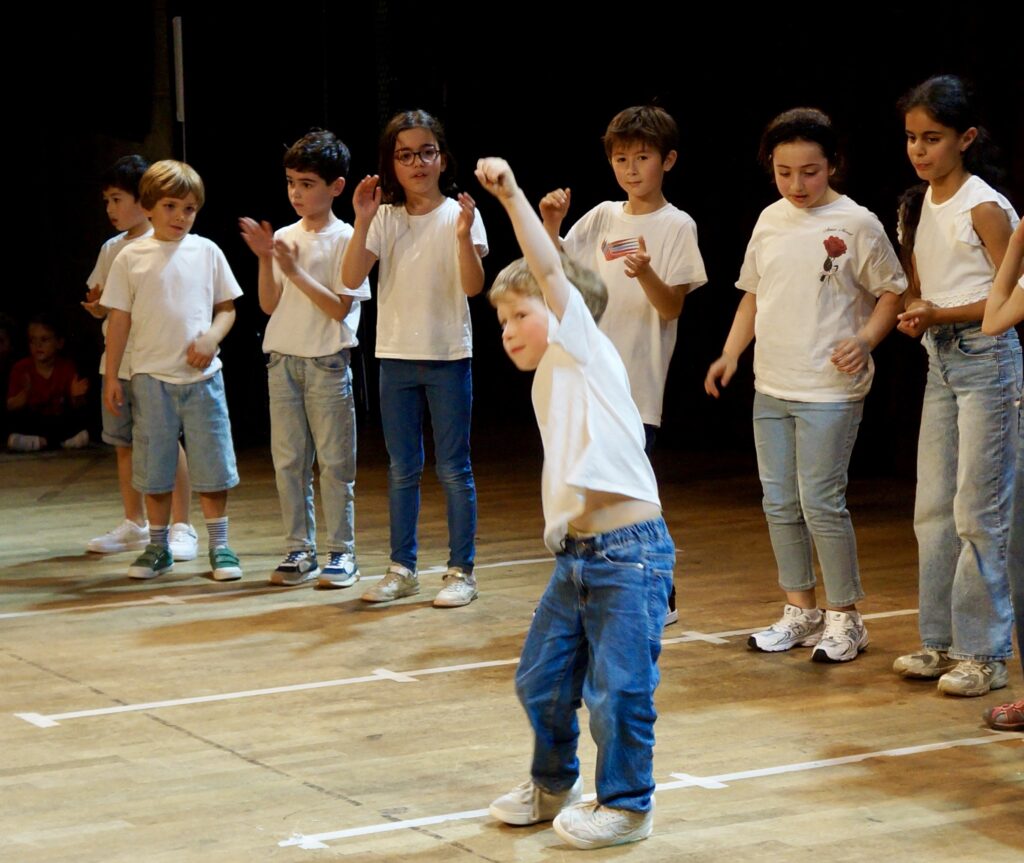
[
  {"xmin": 240, "ymin": 129, "xmax": 370, "ymax": 588},
  {"xmin": 477, "ymin": 157, "xmax": 673, "ymax": 851},
  {"xmin": 82, "ymin": 155, "xmax": 198, "ymax": 560},
  {"xmin": 7, "ymin": 314, "xmax": 89, "ymax": 451},
  {"xmin": 103, "ymin": 159, "xmax": 243, "ymax": 582}
]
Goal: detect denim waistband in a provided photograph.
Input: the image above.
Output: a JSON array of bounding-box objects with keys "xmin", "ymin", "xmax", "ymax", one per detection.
[{"xmin": 559, "ymin": 517, "xmax": 668, "ymax": 556}]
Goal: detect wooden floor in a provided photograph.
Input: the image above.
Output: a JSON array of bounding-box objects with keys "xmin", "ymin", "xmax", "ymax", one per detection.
[{"xmin": 1, "ymin": 436, "xmax": 1020, "ymax": 863}]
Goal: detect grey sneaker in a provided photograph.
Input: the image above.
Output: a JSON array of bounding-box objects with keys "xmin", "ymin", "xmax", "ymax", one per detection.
[
  {"xmin": 361, "ymin": 563, "xmax": 419, "ymax": 602},
  {"xmin": 811, "ymin": 610, "xmax": 869, "ymax": 663},
  {"xmin": 489, "ymin": 777, "xmax": 582, "ymax": 826},
  {"xmin": 937, "ymin": 659, "xmax": 1008, "ymax": 697},
  {"xmin": 270, "ymin": 550, "xmax": 320, "ymax": 586},
  {"xmin": 747, "ymin": 604, "xmax": 823, "ymax": 652},
  {"xmin": 128, "ymin": 544, "xmax": 174, "ymax": 580},
  {"xmin": 433, "ymin": 567, "xmax": 478, "ymax": 607},
  {"xmin": 892, "ymin": 647, "xmax": 957, "ymax": 679},
  {"xmin": 553, "ymin": 800, "xmax": 654, "ymax": 850},
  {"xmin": 317, "ymin": 552, "xmax": 360, "ymax": 589}
]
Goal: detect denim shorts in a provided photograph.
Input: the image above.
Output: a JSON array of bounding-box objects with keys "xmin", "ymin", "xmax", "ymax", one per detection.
[
  {"xmin": 100, "ymin": 374, "xmax": 134, "ymax": 447},
  {"xmin": 131, "ymin": 371, "xmax": 239, "ymax": 494}
]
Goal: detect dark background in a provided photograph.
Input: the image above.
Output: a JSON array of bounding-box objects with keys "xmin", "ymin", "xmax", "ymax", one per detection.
[{"xmin": 9, "ymin": 1, "xmax": 1023, "ymax": 476}]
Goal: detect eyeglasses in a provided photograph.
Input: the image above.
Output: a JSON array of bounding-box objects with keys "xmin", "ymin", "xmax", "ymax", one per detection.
[{"xmin": 394, "ymin": 145, "xmax": 441, "ymax": 167}]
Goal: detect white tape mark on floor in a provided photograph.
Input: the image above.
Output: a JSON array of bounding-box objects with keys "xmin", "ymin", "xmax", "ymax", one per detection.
[
  {"xmin": 0, "ymin": 557, "xmax": 555, "ymax": 620},
  {"xmin": 278, "ymin": 733, "xmax": 1021, "ymax": 849}
]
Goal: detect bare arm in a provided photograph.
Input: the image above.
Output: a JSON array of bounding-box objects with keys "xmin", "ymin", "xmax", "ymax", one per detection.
[
  {"xmin": 475, "ymin": 158, "xmax": 571, "ymax": 319},
  {"xmin": 187, "ymin": 300, "xmax": 236, "ymax": 370},
  {"xmin": 539, "ymin": 187, "xmax": 570, "ymax": 246},
  {"xmin": 831, "ymin": 291, "xmax": 902, "ymax": 375},
  {"xmin": 274, "ymin": 238, "xmax": 355, "ymax": 321},
  {"xmin": 103, "ymin": 309, "xmax": 131, "ymax": 415},
  {"xmin": 341, "ymin": 175, "xmax": 381, "ymax": 289},
  {"xmin": 239, "ymin": 218, "xmax": 283, "ymax": 315},
  {"xmin": 623, "ymin": 237, "xmax": 688, "ymax": 319},
  {"xmin": 704, "ymin": 292, "xmax": 757, "ymax": 397},
  {"xmin": 982, "ymin": 220, "xmax": 1024, "ymax": 335},
  {"xmin": 455, "ymin": 192, "xmax": 485, "ymax": 297}
]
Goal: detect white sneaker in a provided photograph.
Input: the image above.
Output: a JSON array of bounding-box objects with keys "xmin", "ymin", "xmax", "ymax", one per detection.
[
  {"xmin": 664, "ymin": 584, "xmax": 678, "ymax": 627},
  {"xmin": 87, "ymin": 519, "xmax": 150, "ymax": 554},
  {"xmin": 811, "ymin": 610, "xmax": 868, "ymax": 663},
  {"xmin": 8, "ymin": 433, "xmax": 44, "ymax": 452},
  {"xmin": 317, "ymin": 552, "xmax": 360, "ymax": 589},
  {"xmin": 168, "ymin": 523, "xmax": 198, "ymax": 561},
  {"xmin": 937, "ymin": 659, "xmax": 1009, "ymax": 697},
  {"xmin": 269, "ymin": 550, "xmax": 320, "ymax": 586},
  {"xmin": 489, "ymin": 777, "xmax": 582, "ymax": 826},
  {"xmin": 361, "ymin": 563, "xmax": 419, "ymax": 602},
  {"xmin": 747, "ymin": 604, "xmax": 824, "ymax": 652},
  {"xmin": 433, "ymin": 567, "xmax": 478, "ymax": 607},
  {"xmin": 892, "ymin": 647, "xmax": 957, "ymax": 679},
  {"xmin": 61, "ymin": 430, "xmax": 89, "ymax": 449},
  {"xmin": 553, "ymin": 800, "xmax": 654, "ymax": 850}
]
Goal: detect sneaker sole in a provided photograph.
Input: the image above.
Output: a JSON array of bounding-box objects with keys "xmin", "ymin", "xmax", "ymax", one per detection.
[
  {"xmin": 433, "ymin": 590, "xmax": 478, "ymax": 608},
  {"xmin": 88, "ymin": 539, "xmax": 149, "ymax": 554},
  {"xmin": 811, "ymin": 638, "xmax": 869, "ymax": 664},
  {"xmin": 269, "ymin": 569, "xmax": 320, "ymax": 586},
  {"xmin": 361, "ymin": 585, "xmax": 420, "ymax": 603},
  {"xmin": 552, "ymin": 813, "xmax": 652, "ymax": 850},
  {"xmin": 316, "ymin": 572, "xmax": 360, "ymax": 589},
  {"xmin": 213, "ymin": 568, "xmax": 243, "ymax": 582},
  {"xmin": 664, "ymin": 609, "xmax": 679, "ymax": 627},
  {"xmin": 938, "ymin": 673, "xmax": 1008, "ymax": 698},
  {"xmin": 128, "ymin": 563, "xmax": 174, "ymax": 580},
  {"xmin": 170, "ymin": 548, "xmax": 198, "ymax": 562},
  {"xmin": 747, "ymin": 635, "xmax": 821, "ymax": 653}
]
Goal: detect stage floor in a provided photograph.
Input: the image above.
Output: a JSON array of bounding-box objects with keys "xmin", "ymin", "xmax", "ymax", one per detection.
[{"xmin": 1, "ymin": 438, "xmax": 1020, "ymax": 862}]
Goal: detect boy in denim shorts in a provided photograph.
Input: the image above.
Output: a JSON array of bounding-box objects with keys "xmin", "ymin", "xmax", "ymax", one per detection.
[
  {"xmin": 240, "ymin": 129, "xmax": 370, "ymax": 587},
  {"xmin": 476, "ymin": 158, "xmax": 674, "ymax": 850},
  {"xmin": 103, "ymin": 160, "xmax": 244, "ymax": 581}
]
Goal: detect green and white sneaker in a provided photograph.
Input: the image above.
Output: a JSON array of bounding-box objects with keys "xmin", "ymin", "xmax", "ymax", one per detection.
[
  {"xmin": 210, "ymin": 546, "xmax": 242, "ymax": 582},
  {"xmin": 128, "ymin": 544, "xmax": 174, "ymax": 580}
]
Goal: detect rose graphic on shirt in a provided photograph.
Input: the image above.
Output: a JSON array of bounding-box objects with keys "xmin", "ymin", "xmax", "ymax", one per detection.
[{"xmin": 820, "ymin": 235, "xmax": 848, "ymax": 282}]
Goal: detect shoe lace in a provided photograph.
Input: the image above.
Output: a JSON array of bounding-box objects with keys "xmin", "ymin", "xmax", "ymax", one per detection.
[
  {"xmin": 284, "ymin": 550, "xmax": 307, "ymax": 563},
  {"xmin": 329, "ymin": 552, "xmax": 354, "ymax": 569}
]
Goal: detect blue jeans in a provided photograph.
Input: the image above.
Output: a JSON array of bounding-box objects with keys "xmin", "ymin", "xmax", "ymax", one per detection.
[
  {"xmin": 915, "ymin": 323, "xmax": 1021, "ymax": 661},
  {"xmin": 1011, "ymin": 400, "xmax": 1024, "ymax": 676},
  {"xmin": 515, "ymin": 518, "xmax": 674, "ymax": 813},
  {"xmin": 378, "ymin": 359, "xmax": 476, "ymax": 572},
  {"xmin": 268, "ymin": 351, "xmax": 356, "ymax": 554},
  {"xmin": 752, "ymin": 392, "xmax": 865, "ymax": 607}
]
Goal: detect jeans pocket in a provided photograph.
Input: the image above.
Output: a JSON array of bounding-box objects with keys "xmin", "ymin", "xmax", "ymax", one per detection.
[
  {"xmin": 311, "ymin": 351, "xmax": 350, "ymax": 373},
  {"xmin": 956, "ymin": 331, "xmax": 998, "ymax": 358},
  {"xmin": 266, "ymin": 352, "xmax": 284, "ymax": 370}
]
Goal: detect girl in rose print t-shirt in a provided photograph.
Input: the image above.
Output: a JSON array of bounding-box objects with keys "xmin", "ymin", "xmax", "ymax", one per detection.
[{"xmin": 705, "ymin": 108, "xmax": 907, "ymax": 664}]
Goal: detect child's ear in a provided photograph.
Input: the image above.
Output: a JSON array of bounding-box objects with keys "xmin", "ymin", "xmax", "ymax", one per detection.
[
  {"xmin": 959, "ymin": 126, "xmax": 978, "ymax": 152},
  {"xmin": 662, "ymin": 150, "xmax": 678, "ymax": 172},
  {"xmin": 330, "ymin": 177, "xmax": 346, "ymax": 198}
]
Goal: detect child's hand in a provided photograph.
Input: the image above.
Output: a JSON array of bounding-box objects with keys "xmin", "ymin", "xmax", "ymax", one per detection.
[
  {"xmin": 475, "ymin": 158, "xmax": 519, "ymax": 199},
  {"xmin": 239, "ymin": 218, "xmax": 274, "ymax": 258},
  {"xmin": 456, "ymin": 192, "xmax": 477, "ymax": 239},
  {"xmin": 187, "ymin": 332, "xmax": 219, "ymax": 370},
  {"xmin": 352, "ymin": 175, "xmax": 382, "ymax": 222},
  {"xmin": 830, "ymin": 336, "xmax": 869, "ymax": 375},
  {"xmin": 272, "ymin": 238, "xmax": 300, "ymax": 277},
  {"xmin": 623, "ymin": 237, "xmax": 651, "ymax": 279},
  {"xmin": 70, "ymin": 375, "xmax": 89, "ymax": 398},
  {"xmin": 81, "ymin": 285, "xmax": 107, "ymax": 319},
  {"xmin": 103, "ymin": 376, "xmax": 124, "ymax": 416},
  {"xmin": 539, "ymin": 188, "xmax": 571, "ymax": 225},
  {"xmin": 896, "ymin": 299, "xmax": 936, "ymax": 339},
  {"xmin": 704, "ymin": 353, "xmax": 738, "ymax": 398}
]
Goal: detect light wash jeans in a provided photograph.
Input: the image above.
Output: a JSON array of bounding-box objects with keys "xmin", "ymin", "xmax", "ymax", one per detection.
[
  {"xmin": 1010, "ymin": 400, "xmax": 1024, "ymax": 676},
  {"xmin": 378, "ymin": 358, "xmax": 476, "ymax": 572},
  {"xmin": 914, "ymin": 323, "xmax": 1021, "ymax": 661},
  {"xmin": 752, "ymin": 392, "xmax": 865, "ymax": 607},
  {"xmin": 268, "ymin": 351, "xmax": 356, "ymax": 554},
  {"xmin": 515, "ymin": 518, "xmax": 674, "ymax": 813}
]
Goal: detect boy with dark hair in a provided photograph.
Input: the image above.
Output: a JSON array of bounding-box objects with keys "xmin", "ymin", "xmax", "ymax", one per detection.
[
  {"xmin": 103, "ymin": 159, "xmax": 243, "ymax": 581},
  {"xmin": 540, "ymin": 104, "xmax": 707, "ymax": 626},
  {"xmin": 83, "ymin": 155, "xmax": 198, "ymax": 559},
  {"xmin": 240, "ymin": 129, "xmax": 370, "ymax": 587},
  {"xmin": 477, "ymin": 157, "xmax": 674, "ymax": 850}
]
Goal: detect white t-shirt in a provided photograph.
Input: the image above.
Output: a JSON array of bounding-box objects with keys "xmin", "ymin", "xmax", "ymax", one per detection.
[
  {"xmin": 914, "ymin": 175, "xmax": 1019, "ymax": 308},
  {"xmin": 563, "ymin": 201, "xmax": 707, "ymax": 426},
  {"xmin": 262, "ymin": 217, "xmax": 371, "ymax": 356},
  {"xmin": 532, "ymin": 289, "xmax": 661, "ymax": 553},
  {"xmin": 103, "ymin": 234, "xmax": 244, "ymax": 384},
  {"xmin": 737, "ymin": 195, "xmax": 907, "ymax": 403},
  {"xmin": 368, "ymin": 198, "xmax": 488, "ymax": 360},
  {"xmin": 89, "ymin": 228, "xmax": 154, "ymax": 379}
]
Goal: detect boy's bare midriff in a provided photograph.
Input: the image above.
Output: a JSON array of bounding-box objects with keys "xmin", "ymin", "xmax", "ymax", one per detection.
[{"xmin": 567, "ymin": 490, "xmax": 661, "ymax": 537}]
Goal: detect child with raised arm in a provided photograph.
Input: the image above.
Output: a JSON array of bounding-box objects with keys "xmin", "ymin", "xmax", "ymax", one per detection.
[
  {"xmin": 540, "ymin": 106, "xmax": 705, "ymax": 627},
  {"xmin": 477, "ymin": 157, "xmax": 672, "ymax": 850},
  {"xmin": 82, "ymin": 155, "xmax": 197, "ymax": 560},
  {"xmin": 341, "ymin": 110, "xmax": 487, "ymax": 607},
  {"xmin": 103, "ymin": 160, "xmax": 244, "ymax": 582},
  {"xmin": 240, "ymin": 129, "xmax": 370, "ymax": 588}
]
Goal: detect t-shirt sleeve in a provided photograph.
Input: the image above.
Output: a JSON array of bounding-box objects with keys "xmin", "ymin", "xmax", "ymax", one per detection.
[
  {"xmin": 87, "ymin": 245, "xmax": 109, "ymax": 290},
  {"xmin": 550, "ymin": 289, "xmax": 603, "ymax": 365},
  {"xmin": 211, "ymin": 246, "xmax": 244, "ymax": 303},
  {"xmin": 470, "ymin": 208, "xmax": 488, "ymax": 258},
  {"xmin": 102, "ymin": 254, "xmax": 134, "ymax": 312},
  {"xmin": 366, "ymin": 208, "xmax": 385, "ymax": 259},
  {"xmin": 662, "ymin": 215, "xmax": 707, "ymax": 291},
  {"xmin": 331, "ymin": 231, "xmax": 371, "ymax": 299},
  {"xmin": 736, "ymin": 230, "xmax": 761, "ymax": 294},
  {"xmin": 857, "ymin": 226, "xmax": 908, "ymax": 297}
]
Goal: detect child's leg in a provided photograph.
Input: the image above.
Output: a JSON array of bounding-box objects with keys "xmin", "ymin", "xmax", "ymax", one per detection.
[
  {"xmin": 305, "ymin": 351, "xmax": 356, "ymax": 556},
  {"xmin": 578, "ymin": 520, "xmax": 674, "ymax": 812},
  {"xmin": 752, "ymin": 393, "xmax": 816, "ymax": 601},
  {"xmin": 792, "ymin": 399, "xmax": 865, "ymax": 610},
  {"xmin": 268, "ymin": 354, "xmax": 317, "ymax": 552},
  {"xmin": 170, "ymin": 442, "xmax": 193, "ymax": 525},
  {"xmin": 145, "ymin": 492, "xmax": 173, "ymax": 530},
  {"xmin": 424, "ymin": 359, "xmax": 476, "ymax": 572},
  {"xmin": 117, "ymin": 446, "xmax": 146, "ymax": 524},
  {"xmin": 379, "ymin": 360, "xmax": 426, "ymax": 571},
  {"xmin": 515, "ymin": 555, "xmax": 588, "ymax": 793},
  {"xmin": 99, "ymin": 374, "xmax": 145, "ymax": 524}
]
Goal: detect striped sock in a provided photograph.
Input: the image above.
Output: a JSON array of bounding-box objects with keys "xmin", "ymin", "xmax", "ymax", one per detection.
[
  {"xmin": 206, "ymin": 516, "xmax": 229, "ymax": 550},
  {"xmin": 150, "ymin": 525, "xmax": 169, "ymax": 549}
]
